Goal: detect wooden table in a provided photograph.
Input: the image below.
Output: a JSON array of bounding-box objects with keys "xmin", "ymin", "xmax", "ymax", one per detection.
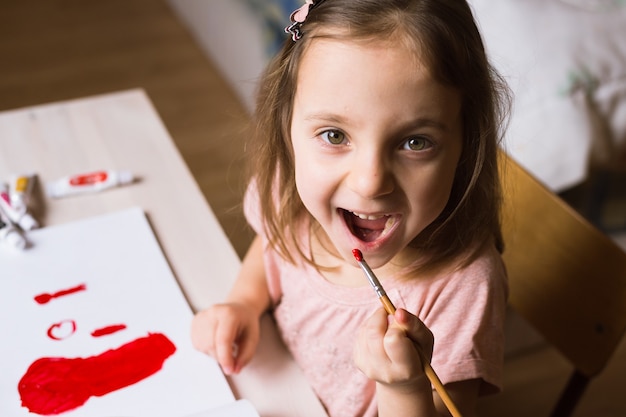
[{"xmin": 0, "ymin": 89, "xmax": 327, "ymax": 417}]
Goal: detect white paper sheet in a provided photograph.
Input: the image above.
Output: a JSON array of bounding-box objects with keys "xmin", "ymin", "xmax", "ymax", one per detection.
[{"xmin": 0, "ymin": 207, "xmax": 253, "ymax": 417}]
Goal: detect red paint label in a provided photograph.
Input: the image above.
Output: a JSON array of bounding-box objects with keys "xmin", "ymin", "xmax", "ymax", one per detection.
[
  {"xmin": 0, "ymin": 191, "xmax": 10, "ymax": 205},
  {"xmin": 34, "ymin": 283, "xmax": 87, "ymax": 305},
  {"xmin": 68, "ymin": 171, "xmax": 108, "ymax": 186},
  {"xmin": 91, "ymin": 324, "xmax": 127, "ymax": 337},
  {"xmin": 18, "ymin": 332, "xmax": 176, "ymax": 415}
]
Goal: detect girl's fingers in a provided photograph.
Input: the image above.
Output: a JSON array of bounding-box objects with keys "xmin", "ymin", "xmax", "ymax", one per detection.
[
  {"xmin": 190, "ymin": 310, "xmax": 217, "ymax": 356},
  {"xmin": 365, "ymin": 307, "xmax": 392, "ymax": 354},
  {"xmin": 392, "ymin": 308, "xmax": 434, "ymax": 359},
  {"xmin": 382, "ymin": 325, "xmax": 423, "ymax": 376},
  {"xmin": 356, "ymin": 307, "xmax": 435, "ymax": 383},
  {"xmin": 369, "ymin": 307, "xmax": 391, "ymax": 335},
  {"xmin": 354, "ymin": 307, "xmax": 391, "ymax": 375},
  {"xmin": 214, "ymin": 314, "xmax": 242, "ymax": 375},
  {"xmin": 190, "ymin": 304, "xmax": 261, "ymax": 375},
  {"xmin": 233, "ymin": 326, "xmax": 259, "ymax": 373}
]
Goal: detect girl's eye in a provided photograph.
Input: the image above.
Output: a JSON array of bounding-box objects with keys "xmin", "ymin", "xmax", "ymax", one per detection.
[
  {"xmin": 404, "ymin": 136, "xmax": 432, "ymax": 151},
  {"xmin": 320, "ymin": 130, "xmax": 346, "ymax": 145}
]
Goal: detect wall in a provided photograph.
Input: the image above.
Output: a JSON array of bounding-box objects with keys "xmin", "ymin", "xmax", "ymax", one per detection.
[{"xmin": 166, "ymin": 0, "xmax": 268, "ymax": 113}]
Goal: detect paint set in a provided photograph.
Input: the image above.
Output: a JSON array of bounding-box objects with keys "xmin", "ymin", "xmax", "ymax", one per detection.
[{"xmin": 0, "ymin": 169, "xmax": 136, "ymax": 251}]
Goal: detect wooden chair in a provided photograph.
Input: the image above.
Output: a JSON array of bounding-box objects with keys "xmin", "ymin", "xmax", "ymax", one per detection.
[{"xmin": 499, "ymin": 151, "xmax": 626, "ymax": 417}]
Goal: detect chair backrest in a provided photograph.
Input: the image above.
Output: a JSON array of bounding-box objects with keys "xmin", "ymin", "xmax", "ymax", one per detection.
[{"xmin": 499, "ymin": 151, "xmax": 626, "ymax": 378}]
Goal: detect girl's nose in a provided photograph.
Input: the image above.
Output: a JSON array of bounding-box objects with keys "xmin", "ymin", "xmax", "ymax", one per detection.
[{"xmin": 347, "ymin": 151, "xmax": 395, "ymax": 199}]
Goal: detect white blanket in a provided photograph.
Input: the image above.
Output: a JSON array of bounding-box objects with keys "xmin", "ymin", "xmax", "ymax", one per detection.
[{"xmin": 470, "ymin": 0, "xmax": 626, "ymax": 191}]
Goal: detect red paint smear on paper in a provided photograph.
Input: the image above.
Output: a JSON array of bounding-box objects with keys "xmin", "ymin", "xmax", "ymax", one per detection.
[
  {"xmin": 18, "ymin": 332, "xmax": 176, "ymax": 415},
  {"xmin": 91, "ymin": 324, "xmax": 127, "ymax": 337},
  {"xmin": 47, "ymin": 320, "xmax": 77, "ymax": 341},
  {"xmin": 34, "ymin": 284, "xmax": 87, "ymax": 305}
]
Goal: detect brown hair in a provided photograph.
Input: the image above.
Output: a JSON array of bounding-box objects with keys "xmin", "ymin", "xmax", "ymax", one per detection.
[{"xmin": 245, "ymin": 0, "xmax": 511, "ymax": 272}]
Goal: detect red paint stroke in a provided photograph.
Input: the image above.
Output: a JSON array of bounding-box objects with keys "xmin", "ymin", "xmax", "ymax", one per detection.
[
  {"xmin": 91, "ymin": 324, "xmax": 127, "ymax": 337},
  {"xmin": 47, "ymin": 320, "xmax": 77, "ymax": 341},
  {"xmin": 34, "ymin": 283, "xmax": 87, "ymax": 305},
  {"xmin": 18, "ymin": 332, "xmax": 176, "ymax": 415}
]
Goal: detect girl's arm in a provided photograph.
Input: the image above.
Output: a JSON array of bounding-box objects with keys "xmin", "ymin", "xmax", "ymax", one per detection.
[
  {"xmin": 224, "ymin": 234, "xmax": 271, "ymax": 313},
  {"xmin": 355, "ymin": 308, "xmax": 481, "ymax": 416},
  {"xmin": 191, "ymin": 235, "xmax": 271, "ymax": 374}
]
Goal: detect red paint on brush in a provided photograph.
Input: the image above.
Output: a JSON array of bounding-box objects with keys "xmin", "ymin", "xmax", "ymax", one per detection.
[
  {"xmin": 352, "ymin": 248, "xmax": 363, "ymax": 262},
  {"xmin": 91, "ymin": 324, "xmax": 127, "ymax": 337},
  {"xmin": 34, "ymin": 283, "xmax": 87, "ymax": 305},
  {"xmin": 18, "ymin": 332, "xmax": 176, "ymax": 415}
]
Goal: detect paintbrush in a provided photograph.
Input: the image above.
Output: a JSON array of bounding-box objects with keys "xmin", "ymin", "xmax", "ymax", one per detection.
[{"xmin": 352, "ymin": 248, "xmax": 462, "ymax": 417}]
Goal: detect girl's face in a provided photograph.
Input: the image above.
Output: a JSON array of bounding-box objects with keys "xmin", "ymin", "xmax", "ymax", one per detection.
[{"xmin": 291, "ymin": 37, "xmax": 463, "ymax": 269}]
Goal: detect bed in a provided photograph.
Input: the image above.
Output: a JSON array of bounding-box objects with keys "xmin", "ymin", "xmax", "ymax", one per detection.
[{"xmin": 469, "ymin": 0, "xmax": 626, "ymax": 192}]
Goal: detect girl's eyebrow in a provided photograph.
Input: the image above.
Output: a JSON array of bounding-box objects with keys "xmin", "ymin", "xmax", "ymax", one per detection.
[
  {"xmin": 303, "ymin": 112, "xmax": 348, "ymax": 124},
  {"xmin": 304, "ymin": 112, "xmax": 449, "ymax": 132},
  {"xmin": 400, "ymin": 117, "xmax": 448, "ymax": 131}
]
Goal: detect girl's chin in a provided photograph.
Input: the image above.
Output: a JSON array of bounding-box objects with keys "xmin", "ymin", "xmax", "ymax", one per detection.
[
  {"xmin": 337, "ymin": 235, "xmax": 402, "ymax": 267},
  {"xmin": 348, "ymin": 245, "xmax": 397, "ymax": 266}
]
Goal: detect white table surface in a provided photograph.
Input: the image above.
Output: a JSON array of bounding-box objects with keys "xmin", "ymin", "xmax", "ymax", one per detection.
[{"xmin": 0, "ymin": 89, "xmax": 327, "ymax": 417}]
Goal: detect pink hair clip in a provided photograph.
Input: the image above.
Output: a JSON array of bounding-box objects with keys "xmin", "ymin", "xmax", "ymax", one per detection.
[{"xmin": 284, "ymin": 0, "xmax": 326, "ymax": 41}]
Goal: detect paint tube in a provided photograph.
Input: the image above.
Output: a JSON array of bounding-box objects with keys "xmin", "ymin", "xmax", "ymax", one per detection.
[
  {"xmin": 47, "ymin": 170, "xmax": 135, "ymax": 199},
  {"xmin": 0, "ymin": 181, "xmax": 38, "ymax": 231},
  {"xmin": 9, "ymin": 172, "xmax": 36, "ymax": 214},
  {"xmin": 0, "ymin": 204, "xmax": 26, "ymax": 250}
]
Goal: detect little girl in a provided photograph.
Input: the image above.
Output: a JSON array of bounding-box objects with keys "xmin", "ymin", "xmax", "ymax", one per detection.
[{"xmin": 192, "ymin": 0, "xmax": 511, "ymax": 416}]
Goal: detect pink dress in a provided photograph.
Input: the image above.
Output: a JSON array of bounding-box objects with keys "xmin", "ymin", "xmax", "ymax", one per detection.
[{"xmin": 245, "ymin": 189, "xmax": 508, "ymax": 417}]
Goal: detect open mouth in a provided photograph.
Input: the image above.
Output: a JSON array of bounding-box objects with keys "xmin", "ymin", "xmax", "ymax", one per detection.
[{"xmin": 341, "ymin": 209, "xmax": 397, "ymax": 243}]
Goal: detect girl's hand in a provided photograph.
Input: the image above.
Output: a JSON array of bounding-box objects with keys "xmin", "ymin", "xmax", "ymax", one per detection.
[
  {"xmin": 354, "ymin": 307, "xmax": 434, "ymax": 389},
  {"xmin": 191, "ymin": 302, "xmax": 261, "ymax": 375}
]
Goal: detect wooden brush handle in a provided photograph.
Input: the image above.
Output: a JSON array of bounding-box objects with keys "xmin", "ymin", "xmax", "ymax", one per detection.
[{"xmin": 423, "ymin": 361, "xmax": 462, "ymax": 417}]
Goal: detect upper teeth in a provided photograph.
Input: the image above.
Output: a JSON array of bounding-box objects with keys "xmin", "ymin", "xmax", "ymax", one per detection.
[{"xmin": 352, "ymin": 211, "xmax": 386, "ymax": 220}]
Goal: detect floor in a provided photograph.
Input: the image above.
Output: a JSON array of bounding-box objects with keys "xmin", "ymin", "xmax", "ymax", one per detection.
[{"xmin": 1, "ymin": 1, "xmax": 624, "ymax": 416}]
